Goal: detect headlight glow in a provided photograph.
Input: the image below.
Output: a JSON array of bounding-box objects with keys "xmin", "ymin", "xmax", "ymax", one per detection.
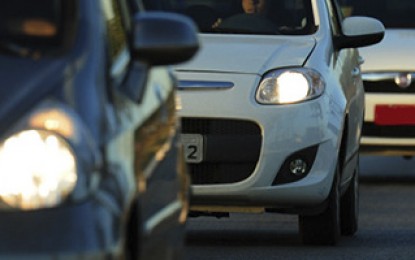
[
  {"xmin": 0, "ymin": 130, "xmax": 77, "ymax": 209},
  {"xmin": 29, "ymin": 109, "xmax": 74, "ymax": 138},
  {"xmin": 256, "ymin": 68, "xmax": 325, "ymax": 104}
]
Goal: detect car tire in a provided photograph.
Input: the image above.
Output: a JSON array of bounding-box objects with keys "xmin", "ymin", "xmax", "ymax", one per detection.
[
  {"xmin": 125, "ymin": 200, "xmax": 143, "ymax": 260},
  {"xmin": 340, "ymin": 163, "xmax": 359, "ymax": 236},
  {"xmin": 299, "ymin": 164, "xmax": 340, "ymax": 245}
]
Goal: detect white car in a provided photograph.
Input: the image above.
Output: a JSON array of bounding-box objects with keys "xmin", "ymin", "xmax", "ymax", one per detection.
[
  {"xmin": 144, "ymin": 0, "xmax": 384, "ymax": 245},
  {"xmin": 340, "ymin": 0, "xmax": 415, "ymax": 158}
]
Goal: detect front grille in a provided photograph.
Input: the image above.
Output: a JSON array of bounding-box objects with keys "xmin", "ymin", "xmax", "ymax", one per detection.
[
  {"xmin": 188, "ymin": 162, "xmax": 258, "ymax": 185},
  {"xmin": 181, "ymin": 118, "xmax": 261, "ymax": 185},
  {"xmin": 362, "ymin": 122, "xmax": 415, "ymax": 138},
  {"xmin": 181, "ymin": 118, "xmax": 260, "ymax": 135},
  {"xmin": 363, "ymin": 80, "xmax": 415, "ymax": 93}
]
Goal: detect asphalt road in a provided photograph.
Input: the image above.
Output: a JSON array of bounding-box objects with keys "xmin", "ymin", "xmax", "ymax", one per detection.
[{"xmin": 184, "ymin": 155, "xmax": 415, "ymax": 260}]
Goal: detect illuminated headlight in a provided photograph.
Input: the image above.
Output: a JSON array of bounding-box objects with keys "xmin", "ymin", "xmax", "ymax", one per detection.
[
  {"xmin": 256, "ymin": 68, "xmax": 325, "ymax": 104},
  {"xmin": 0, "ymin": 130, "xmax": 77, "ymax": 209}
]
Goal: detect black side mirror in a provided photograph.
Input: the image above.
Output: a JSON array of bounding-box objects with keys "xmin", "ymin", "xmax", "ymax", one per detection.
[{"xmin": 131, "ymin": 12, "xmax": 200, "ymax": 66}]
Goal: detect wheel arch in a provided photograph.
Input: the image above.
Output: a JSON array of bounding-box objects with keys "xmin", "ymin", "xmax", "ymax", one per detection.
[{"xmin": 338, "ymin": 113, "xmax": 360, "ymax": 193}]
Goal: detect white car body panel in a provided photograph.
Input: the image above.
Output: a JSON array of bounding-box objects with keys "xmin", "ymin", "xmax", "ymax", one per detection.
[
  {"xmin": 360, "ymin": 30, "xmax": 415, "ymax": 72},
  {"xmin": 176, "ymin": 35, "xmax": 316, "ymax": 74},
  {"xmin": 178, "ymin": 71, "xmax": 338, "ymax": 206}
]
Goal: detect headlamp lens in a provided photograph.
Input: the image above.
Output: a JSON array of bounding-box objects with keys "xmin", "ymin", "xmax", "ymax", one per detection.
[{"xmin": 0, "ymin": 130, "xmax": 77, "ymax": 209}]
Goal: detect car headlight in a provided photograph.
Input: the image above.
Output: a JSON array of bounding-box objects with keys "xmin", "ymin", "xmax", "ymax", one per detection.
[
  {"xmin": 256, "ymin": 68, "xmax": 325, "ymax": 104},
  {"xmin": 0, "ymin": 130, "xmax": 77, "ymax": 210}
]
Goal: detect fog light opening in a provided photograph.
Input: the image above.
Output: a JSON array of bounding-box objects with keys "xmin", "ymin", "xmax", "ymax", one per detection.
[
  {"xmin": 289, "ymin": 159, "xmax": 307, "ymax": 176},
  {"xmin": 272, "ymin": 145, "xmax": 318, "ymax": 186}
]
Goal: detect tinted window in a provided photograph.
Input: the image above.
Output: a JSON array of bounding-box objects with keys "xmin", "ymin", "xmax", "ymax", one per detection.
[
  {"xmin": 339, "ymin": 0, "xmax": 415, "ymax": 28},
  {"xmin": 0, "ymin": 0, "xmax": 75, "ymax": 54},
  {"xmin": 143, "ymin": 0, "xmax": 317, "ymax": 35}
]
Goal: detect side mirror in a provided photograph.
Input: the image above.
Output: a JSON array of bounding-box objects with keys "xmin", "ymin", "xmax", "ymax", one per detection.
[
  {"xmin": 335, "ymin": 16, "xmax": 385, "ymax": 49},
  {"xmin": 131, "ymin": 12, "xmax": 199, "ymax": 66}
]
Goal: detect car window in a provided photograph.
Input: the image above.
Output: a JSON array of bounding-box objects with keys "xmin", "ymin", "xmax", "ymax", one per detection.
[
  {"xmin": 0, "ymin": 0, "xmax": 76, "ymax": 56},
  {"xmin": 143, "ymin": 0, "xmax": 318, "ymax": 35},
  {"xmin": 339, "ymin": 0, "xmax": 415, "ymax": 28}
]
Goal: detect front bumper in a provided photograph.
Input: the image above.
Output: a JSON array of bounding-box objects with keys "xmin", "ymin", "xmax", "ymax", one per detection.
[
  {"xmin": 178, "ymin": 72, "xmax": 343, "ymax": 209},
  {"xmin": 0, "ymin": 199, "xmax": 124, "ymax": 259}
]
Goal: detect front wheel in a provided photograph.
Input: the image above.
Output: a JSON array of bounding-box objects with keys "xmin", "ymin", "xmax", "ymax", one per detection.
[
  {"xmin": 125, "ymin": 201, "xmax": 142, "ymax": 260},
  {"xmin": 299, "ymin": 164, "xmax": 341, "ymax": 245}
]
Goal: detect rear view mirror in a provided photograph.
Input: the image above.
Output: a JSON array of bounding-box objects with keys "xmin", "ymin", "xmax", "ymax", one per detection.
[{"xmin": 132, "ymin": 12, "xmax": 200, "ymax": 66}]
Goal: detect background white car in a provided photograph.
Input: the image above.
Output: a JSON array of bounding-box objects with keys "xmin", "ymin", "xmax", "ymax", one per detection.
[
  {"xmin": 144, "ymin": 0, "xmax": 384, "ymax": 245},
  {"xmin": 340, "ymin": 0, "xmax": 415, "ymax": 158}
]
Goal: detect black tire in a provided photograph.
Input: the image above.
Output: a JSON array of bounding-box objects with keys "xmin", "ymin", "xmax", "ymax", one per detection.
[
  {"xmin": 340, "ymin": 164, "xmax": 359, "ymax": 236},
  {"xmin": 125, "ymin": 201, "xmax": 143, "ymax": 260},
  {"xmin": 299, "ymin": 165, "xmax": 341, "ymax": 245}
]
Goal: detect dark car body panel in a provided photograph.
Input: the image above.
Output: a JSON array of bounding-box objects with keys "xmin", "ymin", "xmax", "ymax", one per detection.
[{"xmin": 0, "ymin": 0, "xmax": 198, "ymax": 258}]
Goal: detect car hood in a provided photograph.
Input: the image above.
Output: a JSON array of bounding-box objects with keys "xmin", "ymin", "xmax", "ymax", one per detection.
[
  {"xmin": 359, "ymin": 29, "xmax": 415, "ymax": 72},
  {"xmin": 175, "ymin": 34, "xmax": 316, "ymax": 75},
  {"xmin": 0, "ymin": 56, "xmax": 66, "ymax": 133}
]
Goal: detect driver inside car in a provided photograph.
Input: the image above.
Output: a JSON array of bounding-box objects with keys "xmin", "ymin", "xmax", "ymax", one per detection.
[
  {"xmin": 213, "ymin": 0, "xmax": 269, "ymax": 28},
  {"xmin": 242, "ymin": 0, "xmax": 267, "ymax": 14}
]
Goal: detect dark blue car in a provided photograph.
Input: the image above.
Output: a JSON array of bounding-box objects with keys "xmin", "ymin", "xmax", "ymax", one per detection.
[{"xmin": 0, "ymin": 0, "xmax": 198, "ymax": 258}]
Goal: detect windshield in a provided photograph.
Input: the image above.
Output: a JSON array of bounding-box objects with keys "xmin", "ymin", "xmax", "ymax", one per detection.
[
  {"xmin": 0, "ymin": 0, "xmax": 75, "ymax": 57},
  {"xmin": 143, "ymin": 0, "xmax": 317, "ymax": 35},
  {"xmin": 339, "ymin": 0, "xmax": 415, "ymax": 29}
]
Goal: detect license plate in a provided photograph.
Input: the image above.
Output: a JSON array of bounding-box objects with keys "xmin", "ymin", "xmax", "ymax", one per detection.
[
  {"xmin": 181, "ymin": 134, "xmax": 204, "ymax": 163},
  {"xmin": 375, "ymin": 105, "xmax": 415, "ymax": 125}
]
